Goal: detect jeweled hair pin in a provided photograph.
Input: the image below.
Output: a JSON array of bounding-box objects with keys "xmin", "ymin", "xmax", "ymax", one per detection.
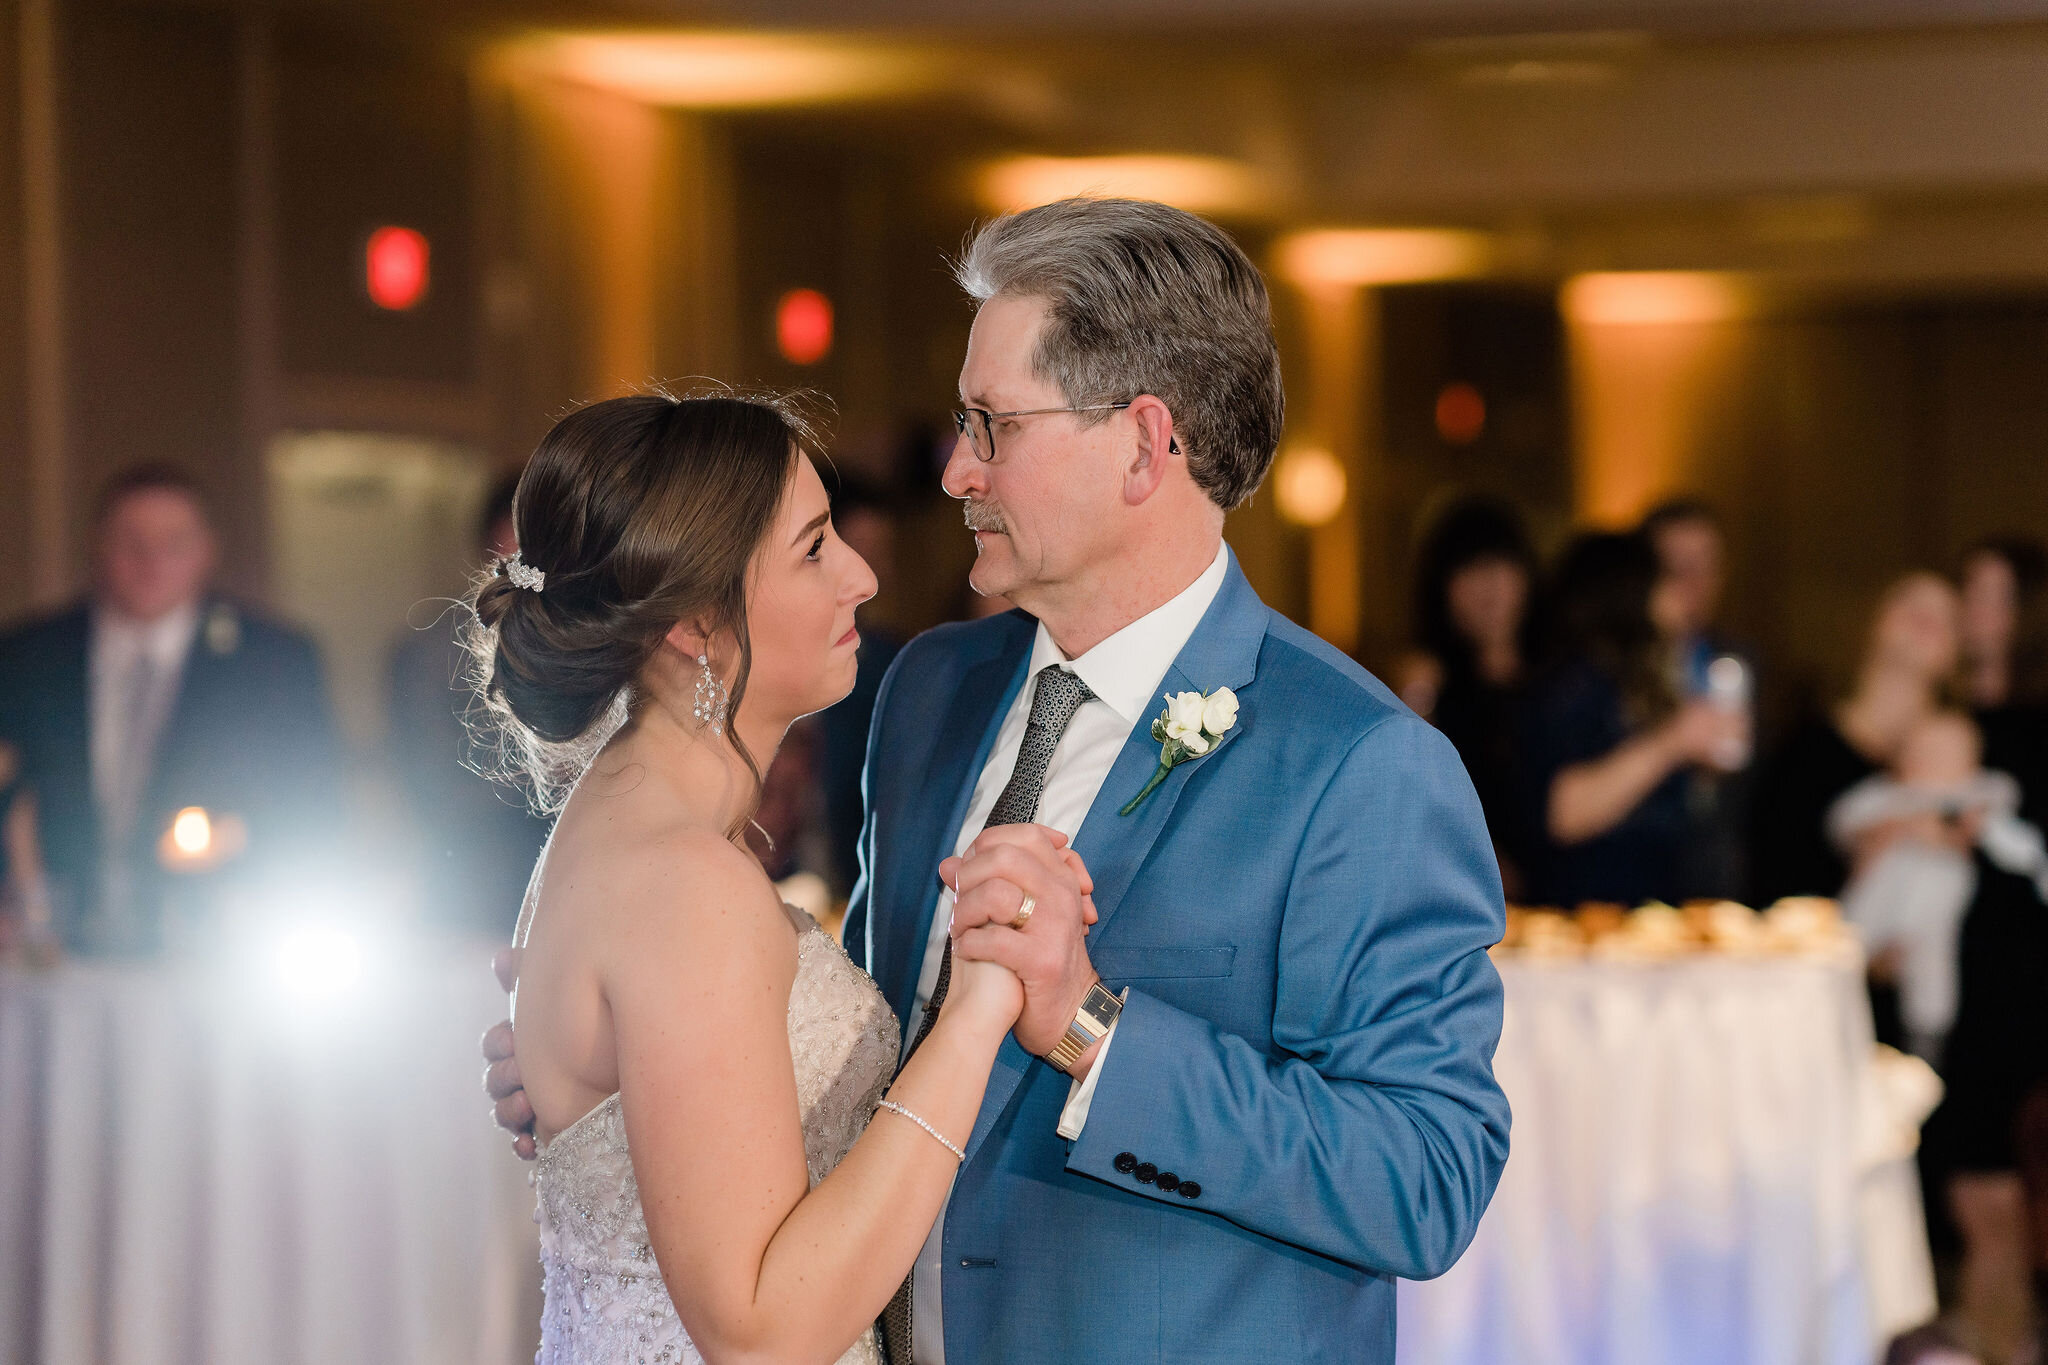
[{"xmin": 502, "ymin": 553, "xmax": 546, "ymax": 593}]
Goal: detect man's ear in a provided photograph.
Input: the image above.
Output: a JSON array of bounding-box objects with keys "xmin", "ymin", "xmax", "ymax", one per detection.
[{"xmin": 1123, "ymin": 394, "xmax": 1180, "ymax": 507}]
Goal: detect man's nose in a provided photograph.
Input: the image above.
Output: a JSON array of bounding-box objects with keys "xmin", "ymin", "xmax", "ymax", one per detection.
[{"xmin": 940, "ymin": 435, "xmax": 986, "ymax": 500}]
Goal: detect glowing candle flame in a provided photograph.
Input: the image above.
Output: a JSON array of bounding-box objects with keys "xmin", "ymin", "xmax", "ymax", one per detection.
[{"xmin": 171, "ymin": 807, "xmax": 213, "ymax": 857}]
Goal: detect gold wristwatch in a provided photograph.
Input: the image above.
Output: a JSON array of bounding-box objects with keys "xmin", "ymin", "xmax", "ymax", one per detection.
[{"xmin": 1045, "ymin": 981, "xmax": 1125, "ymax": 1074}]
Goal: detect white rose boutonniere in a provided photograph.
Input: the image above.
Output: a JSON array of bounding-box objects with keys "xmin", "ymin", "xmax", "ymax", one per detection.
[{"xmin": 1120, "ymin": 686, "xmax": 1240, "ymax": 816}]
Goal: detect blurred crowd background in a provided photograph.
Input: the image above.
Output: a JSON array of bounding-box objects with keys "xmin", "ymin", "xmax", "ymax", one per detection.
[{"xmin": 6, "ymin": 0, "xmax": 2048, "ymax": 1361}]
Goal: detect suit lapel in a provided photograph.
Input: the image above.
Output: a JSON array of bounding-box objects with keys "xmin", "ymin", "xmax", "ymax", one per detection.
[
  {"xmin": 960, "ymin": 555, "xmax": 1270, "ymax": 1166},
  {"xmin": 878, "ymin": 621, "xmax": 1033, "ymax": 1037},
  {"xmin": 1069, "ymin": 555, "xmax": 1268, "ymax": 943},
  {"xmin": 141, "ymin": 599, "xmax": 232, "ymax": 825}
]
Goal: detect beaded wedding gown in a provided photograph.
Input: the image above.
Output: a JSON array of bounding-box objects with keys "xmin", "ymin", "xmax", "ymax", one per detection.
[{"xmin": 533, "ymin": 906, "xmax": 901, "ymax": 1365}]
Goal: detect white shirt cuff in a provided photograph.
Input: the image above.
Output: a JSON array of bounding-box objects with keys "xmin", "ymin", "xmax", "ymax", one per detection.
[{"xmin": 1054, "ymin": 1015, "xmax": 1120, "ymax": 1140}]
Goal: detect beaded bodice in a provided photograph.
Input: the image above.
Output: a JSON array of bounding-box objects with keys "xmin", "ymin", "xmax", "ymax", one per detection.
[{"xmin": 533, "ymin": 910, "xmax": 900, "ymax": 1365}]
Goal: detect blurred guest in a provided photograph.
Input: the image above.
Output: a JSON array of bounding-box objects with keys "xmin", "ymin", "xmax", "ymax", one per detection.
[
  {"xmin": 815, "ymin": 480, "xmax": 904, "ymax": 896},
  {"xmin": 1907, "ymin": 544, "xmax": 2048, "ymax": 1364},
  {"xmin": 386, "ymin": 474, "xmax": 550, "ymax": 933},
  {"xmin": 1642, "ymin": 498, "xmax": 1735, "ymax": 688},
  {"xmin": 1396, "ymin": 496, "xmax": 1539, "ymax": 898},
  {"xmin": 1829, "ymin": 710, "xmax": 2048, "ymax": 1062},
  {"xmin": 0, "ymin": 465, "xmax": 341, "ymax": 955},
  {"xmin": 1519, "ymin": 531, "xmax": 1748, "ymax": 907},
  {"xmin": 1916, "ymin": 801, "xmax": 2048, "ymax": 1364},
  {"xmin": 1644, "ymin": 497, "xmax": 1756, "ymax": 898},
  {"xmin": 1961, "ymin": 536, "xmax": 2048, "ymax": 830},
  {"xmin": 1751, "ymin": 572, "xmax": 1962, "ymax": 905}
]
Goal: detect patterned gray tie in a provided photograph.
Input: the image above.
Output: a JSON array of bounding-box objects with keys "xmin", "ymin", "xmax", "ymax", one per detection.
[
  {"xmin": 880, "ymin": 664, "xmax": 1094, "ymax": 1365},
  {"xmin": 105, "ymin": 652, "xmax": 162, "ymax": 842}
]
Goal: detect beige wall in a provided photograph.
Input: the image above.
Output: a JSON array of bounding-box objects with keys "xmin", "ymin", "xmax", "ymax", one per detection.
[{"xmin": 0, "ymin": 0, "xmax": 27, "ymax": 624}]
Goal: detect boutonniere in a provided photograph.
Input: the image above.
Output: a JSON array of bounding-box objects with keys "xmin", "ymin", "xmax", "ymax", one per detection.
[
  {"xmin": 1120, "ymin": 686, "xmax": 1239, "ymax": 816},
  {"xmin": 204, "ymin": 604, "xmax": 241, "ymax": 656}
]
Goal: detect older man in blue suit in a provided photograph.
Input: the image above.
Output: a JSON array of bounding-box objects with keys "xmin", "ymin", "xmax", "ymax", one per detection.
[
  {"xmin": 484, "ymin": 197, "xmax": 1507, "ymax": 1362},
  {"xmin": 840, "ymin": 198, "xmax": 1510, "ymax": 1365}
]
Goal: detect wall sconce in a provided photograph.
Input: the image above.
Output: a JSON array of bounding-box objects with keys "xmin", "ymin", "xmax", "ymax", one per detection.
[
  {"xmin": 1559, "ymin": 272, "xmax": 1754, "ymax": 325},
  {"xmin": 1274, "ymin": 447, "xmax": 1348, "ymax": 527},
  {"xmin": 975, "ymin": 155, "xmax": 1271, "ymax": 217},
  {"xmin": 1274, "ymin": 228, "xmax": 1493, "ymax": 288}
]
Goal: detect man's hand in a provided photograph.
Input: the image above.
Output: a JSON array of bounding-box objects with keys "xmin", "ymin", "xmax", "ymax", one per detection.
[
  {"xmin": 483, "ymin": 946, "xmax": 536, "ymax": 1160},
  {"xmin": 945, "ymin": 825, "xmax": 1104, "ymax": 1075}
]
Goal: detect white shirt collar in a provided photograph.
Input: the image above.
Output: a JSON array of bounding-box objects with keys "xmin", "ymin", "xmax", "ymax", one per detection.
[
  {"xmin": 1026, "ymin": 543, "xmax": 1230, "ymax": 725},
  {"xmin": 92, "ymin": 599, "xmax": 202, "ymax": 671}
]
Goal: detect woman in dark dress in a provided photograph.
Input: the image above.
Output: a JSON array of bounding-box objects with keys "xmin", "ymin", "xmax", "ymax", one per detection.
[
  {"xmin": 1518, "ymin": 532, "xmax": 1747, "ymax": 908},
  {"xmin": 1917, "ymin": 537, "xmax": 2048, "ymax": 1365},
  {"xmin": 1749, "ymin": 572, "xmax": 1963, "ymax": 906},
  {"xmin": 1395, "ymin": 497, "xmax": 1540, "ymax": 899},
  {"xmin": 1961, "ymin": 536, "xmax": 2048, "ymax": 828}
]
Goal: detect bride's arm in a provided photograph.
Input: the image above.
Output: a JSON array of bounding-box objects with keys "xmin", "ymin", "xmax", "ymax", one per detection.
[{"xmin": 608, "ymin": 834, "xmax": 1016, "ymax": 1365}]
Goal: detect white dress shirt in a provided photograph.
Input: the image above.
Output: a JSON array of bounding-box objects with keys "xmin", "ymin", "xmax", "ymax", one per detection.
[
  {"xmin": 910, "ymin": 544, "xmax": 1228, "ymax": 1365},
  {"xmin": 89, "ymin": 601, "xmax": 200, "ymax": 833}
]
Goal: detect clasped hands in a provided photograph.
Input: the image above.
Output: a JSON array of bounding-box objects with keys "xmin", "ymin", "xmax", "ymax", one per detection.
[
  {"xmin": 482, "ymin": 824, "xmax": 1107, "ymax": 1160},
  {"xmin": 942, "ymin": 824, "xmax": 1106, "ymax": 1078}
]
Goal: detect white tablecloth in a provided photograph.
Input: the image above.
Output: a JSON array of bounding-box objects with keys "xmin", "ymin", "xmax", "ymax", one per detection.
[
  {"xmin": 0, "ymin": 933, "xmax": 538, "ymax": 1365},
  {"xmin": 1398, "ymin": 951, "xmax": 1938, "ymax": 1365}
]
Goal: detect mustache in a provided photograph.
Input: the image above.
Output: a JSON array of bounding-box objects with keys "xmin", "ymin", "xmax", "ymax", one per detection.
[{"xmin": 961, "ymin": 499, "xmax": 1007, "ymax": 534}]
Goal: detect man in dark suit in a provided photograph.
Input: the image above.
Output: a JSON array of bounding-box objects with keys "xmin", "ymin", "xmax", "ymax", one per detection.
[{"xmin": 0, "ymin": 465, "xmax": 341, "ymax": 955}]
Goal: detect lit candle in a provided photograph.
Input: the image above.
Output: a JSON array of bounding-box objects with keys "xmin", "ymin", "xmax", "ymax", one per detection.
[
  {"xmin": 157, "ymin": 807, "xmax": 248, "ymax": 873},
  {"xmin": 172, "ymin": 807, "xmax": 212, "ymax": 857}
]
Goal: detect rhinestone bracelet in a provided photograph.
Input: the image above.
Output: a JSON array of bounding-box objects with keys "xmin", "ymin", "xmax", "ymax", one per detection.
[{"xmin": 875, "ymin": 1099, "xmax": 965, "ymax": 1161}]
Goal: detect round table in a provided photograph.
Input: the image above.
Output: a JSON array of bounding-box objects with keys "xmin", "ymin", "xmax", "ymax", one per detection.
[
  {"xmin": 1397, "ymin": 946, "xmax": 1939, "ymax": 1365},
  {"xmin": 0, "ymin": 930, "xmax": 538, "ymax": 1365}
]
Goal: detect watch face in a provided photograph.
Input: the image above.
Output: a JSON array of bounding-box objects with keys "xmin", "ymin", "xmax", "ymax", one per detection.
[{"xmin": 1081, "ymin": 984, "xmax": 1122, "ymax": 1029}]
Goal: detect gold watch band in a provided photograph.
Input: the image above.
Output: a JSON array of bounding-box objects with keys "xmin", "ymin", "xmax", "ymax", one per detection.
[{"xmin": 1044, "ymin": 982, "xmax": 1122, "ymax": 1074}]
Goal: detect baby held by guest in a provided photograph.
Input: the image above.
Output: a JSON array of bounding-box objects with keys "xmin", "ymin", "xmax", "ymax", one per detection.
[{"xmin": 1829, "ymin": 710, "xmax": 2048, "ymax": 1063}]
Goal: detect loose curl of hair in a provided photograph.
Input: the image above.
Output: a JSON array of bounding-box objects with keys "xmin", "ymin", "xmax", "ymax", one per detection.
[{"xmin": 461, "ymin": 389, "xmax": 815, "ymax": 828}]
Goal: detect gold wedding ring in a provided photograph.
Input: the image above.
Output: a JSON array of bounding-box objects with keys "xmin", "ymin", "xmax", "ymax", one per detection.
[{"xmin": 1013, "ymin": 895, "xmax": 1037, "ymax": 928}]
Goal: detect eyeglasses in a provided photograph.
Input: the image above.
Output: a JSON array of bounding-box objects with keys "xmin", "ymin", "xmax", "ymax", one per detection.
[{"xmin": 951, "ymin": 402, "xmax": 1132, "ymax": 463}]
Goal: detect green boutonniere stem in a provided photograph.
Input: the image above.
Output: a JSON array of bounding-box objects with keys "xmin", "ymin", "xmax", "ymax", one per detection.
[{"xmin": 1119, "ymin": 760, "xmax": 1174, "ymax": 817}]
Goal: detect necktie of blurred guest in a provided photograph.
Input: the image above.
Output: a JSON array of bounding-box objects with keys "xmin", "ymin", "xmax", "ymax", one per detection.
[{"xmin": 0, "ymin": 465, "xmax": 342, "ymax": 956}]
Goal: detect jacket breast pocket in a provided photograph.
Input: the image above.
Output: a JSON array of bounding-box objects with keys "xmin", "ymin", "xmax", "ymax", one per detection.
[{"xmin": 1090, "ymin": 946, "xmax": 1236, "ymax": 982}]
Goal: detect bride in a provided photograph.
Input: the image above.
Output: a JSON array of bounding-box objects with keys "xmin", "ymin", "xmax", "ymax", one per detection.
[{"xmin": 467, "ymin": 391, "xmax": 1032, "ymax": 1364}]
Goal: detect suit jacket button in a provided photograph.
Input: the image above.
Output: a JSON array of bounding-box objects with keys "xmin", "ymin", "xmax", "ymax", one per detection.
[
  {"xmin": 1113, "ymin": 1152, "xmax": 1138, "ymax": 1174},
  {"xmin": 1155, "ymin": 1172, "xmax": 1181, "ymax": 1193},
  {"xmin": 1178, "ymin": 1181, "xmax": 1201, "ymax": 1199},
  {"xmin": 1134, "ymin": 1162, "xmax": 1158, "ymax": 1184}
]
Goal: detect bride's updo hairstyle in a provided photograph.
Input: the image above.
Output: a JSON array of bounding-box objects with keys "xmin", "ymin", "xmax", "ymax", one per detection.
[{"xmin": 465, "ymin": 390, "xmax": 809, "ymax": 812}]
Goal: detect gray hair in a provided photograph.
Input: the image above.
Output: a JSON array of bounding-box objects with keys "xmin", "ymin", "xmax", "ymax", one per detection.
[{"xmin": 954, "ymin": 198, "xmax": 1284, "ymax": 512}]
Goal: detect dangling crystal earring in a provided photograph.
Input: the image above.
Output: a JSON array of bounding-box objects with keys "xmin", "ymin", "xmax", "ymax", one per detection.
[{"xmin": 692, "ymin": 653, "xmax": 729, "ymax": 735}]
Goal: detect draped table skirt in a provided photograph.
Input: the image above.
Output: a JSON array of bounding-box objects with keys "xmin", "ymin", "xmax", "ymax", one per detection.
[
  {"xmin": 0, "ymin": 932, "xmax": 538, "ymax": 1365},
  {"xmin": 1398, "ymin": 950, "xmax": 1938, "ymax": 1365}
]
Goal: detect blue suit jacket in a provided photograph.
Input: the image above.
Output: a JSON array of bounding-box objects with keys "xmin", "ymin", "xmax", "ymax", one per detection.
[{"xmin": 842, "ymin": 553, "xmax": 1510, "ymax": 1364}]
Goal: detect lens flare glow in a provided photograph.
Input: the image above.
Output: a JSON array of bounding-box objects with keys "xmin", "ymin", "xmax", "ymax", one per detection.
[{"xmin": 269, "ymin": 921, "xmax": 367, "ymax": 1004}]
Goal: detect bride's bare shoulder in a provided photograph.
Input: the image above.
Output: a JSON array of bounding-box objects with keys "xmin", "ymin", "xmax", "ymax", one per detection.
[{"xmin": 563, "ymin": 820, "xmax": 789, "ymax": 973}]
